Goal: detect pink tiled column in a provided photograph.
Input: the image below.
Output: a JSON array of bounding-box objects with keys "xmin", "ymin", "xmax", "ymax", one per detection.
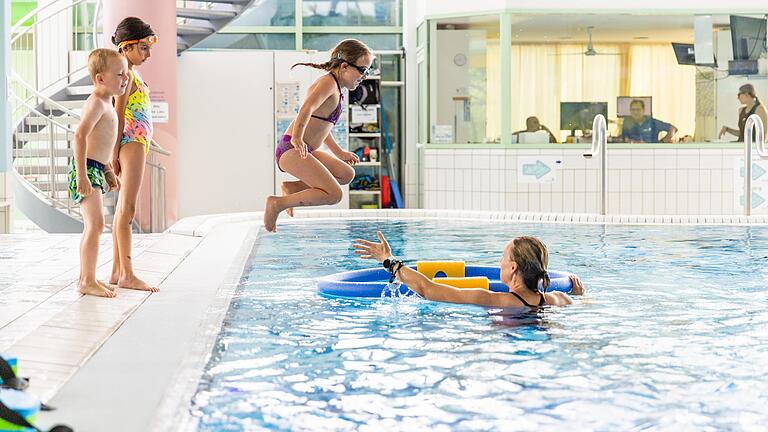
[{"xmin": 103, "ymin": 1, "xmax": 177, "ymax": 231}]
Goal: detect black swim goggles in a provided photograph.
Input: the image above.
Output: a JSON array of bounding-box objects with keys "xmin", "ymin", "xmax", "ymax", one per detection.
[{"xmin": 341, "ymin": 59, "xmax": 371, "ymax": 77}]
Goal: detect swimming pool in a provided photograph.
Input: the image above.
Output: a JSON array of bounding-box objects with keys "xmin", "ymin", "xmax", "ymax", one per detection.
[{"xmin": 191, "ymin": 218, "xmax": 768, "ymax": 431}]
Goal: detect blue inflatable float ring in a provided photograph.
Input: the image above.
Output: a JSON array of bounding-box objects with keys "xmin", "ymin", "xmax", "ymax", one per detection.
[{"xmin": 317, "ymin": 265, "xmax": 574, "ymax": 299}]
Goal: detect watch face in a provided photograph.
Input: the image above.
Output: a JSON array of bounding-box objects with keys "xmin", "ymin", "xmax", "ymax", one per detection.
[{"xmin": 453, "ymin": 53, "xmax": 467, "ymax": 66}]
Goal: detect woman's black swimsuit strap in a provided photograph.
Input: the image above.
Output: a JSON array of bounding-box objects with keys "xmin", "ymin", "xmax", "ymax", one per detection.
[{"xmin": 509, "ymin": 291, "xmax": 546, "ymax": 308}]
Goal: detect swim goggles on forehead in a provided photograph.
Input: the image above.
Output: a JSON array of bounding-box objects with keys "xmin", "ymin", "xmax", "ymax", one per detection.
[{"xmin": 117, "ymin": 34, "xmax": 158, "ymax": 50}]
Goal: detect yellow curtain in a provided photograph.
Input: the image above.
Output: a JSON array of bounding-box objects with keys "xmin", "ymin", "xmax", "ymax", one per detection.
[
  {"xmin": 508, "ymin": 43, "xmax": 623, "ymax": 139},
  {"xmin": 627, "ymin": 44, "xmax": 696, "ymax": 138},
  {"xmin": 486, "ymin": 41, "xmax": 501, "ymax": 141},
  {"xmin": 499, "ymin": 42, "xmax": 697, "ymax": 141}
]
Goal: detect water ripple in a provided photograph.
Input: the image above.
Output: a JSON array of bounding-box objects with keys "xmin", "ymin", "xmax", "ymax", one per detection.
[{"xmin": 193, "ymin": 220, "xmax": 768, "ymax": 431}]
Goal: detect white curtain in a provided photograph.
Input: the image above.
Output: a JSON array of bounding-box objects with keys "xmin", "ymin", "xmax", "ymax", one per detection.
[
  {"xmin": 499, "ymin": 43, "xmax": 696, "ymax": 141},
  {"xmin": 627, "ymin": 44, "xmax": 696, "ymax": 138}
]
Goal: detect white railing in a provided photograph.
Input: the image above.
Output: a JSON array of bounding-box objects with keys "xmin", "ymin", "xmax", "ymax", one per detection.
[
  {"xmin": 584, "ymin": 114, "xmax": 608, "ymax": 215},
  {"xmin": 9, "ymin": 0, "xmax": 170, "ymax": 232},
  {"xmin": 744, "ymin": 114, "xmax": 768, "ymax": 216}
]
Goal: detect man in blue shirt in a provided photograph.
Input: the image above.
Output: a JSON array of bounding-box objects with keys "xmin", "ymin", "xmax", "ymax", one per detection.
[{"xmin": 619, "ymin": 99, "xmax": 677, "ymax": 143}]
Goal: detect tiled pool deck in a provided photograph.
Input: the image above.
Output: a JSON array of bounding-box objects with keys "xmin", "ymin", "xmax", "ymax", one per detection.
[{"xmin": 0, "ymin": 232, "xmax": 200, "ymax": 401}]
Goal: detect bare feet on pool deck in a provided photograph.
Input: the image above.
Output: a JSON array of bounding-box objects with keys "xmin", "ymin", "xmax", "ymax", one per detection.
[
  {"xmin": 109, "ymin": 273, "xmax": 119, "ymax": 285},
  {"xmin": 280, "ymin": 182, "xmax": 294, "ymax": 217},
  {"xmin": 118, "ymin": 276, "xmax": 159, "ymax": 292},
  {"xmin": 264, "ymin": 195, "xmax": 281, "ymax": 232},
  {"xmin": 97, "ymin": 280, "xmax": 117, "ymax": 292},
  {"xmin": 79, "ymin": 280, "xmax": 117, "ymax": 298}
]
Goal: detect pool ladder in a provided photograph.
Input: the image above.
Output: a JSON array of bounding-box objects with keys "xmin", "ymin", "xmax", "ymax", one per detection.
[
  {"xmin": 583, "ymin": 114, "xmax": 608, "ymax": 215},
  {"xmin": 744, "ymin": 114, "xmax": 768, "ymax": 216}
]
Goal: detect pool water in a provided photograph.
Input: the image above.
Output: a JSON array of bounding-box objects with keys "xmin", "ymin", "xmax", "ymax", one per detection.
[{"xmin": 192, "ymin": 219, "xmax": 768, "ymax": 431}]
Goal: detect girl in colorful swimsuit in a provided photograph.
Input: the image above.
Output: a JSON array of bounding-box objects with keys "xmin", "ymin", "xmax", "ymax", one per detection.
[
  {"xmin": 109, "ymin": 17, "xmax": 159, "ymax": 292},
  {"xmin": 264, "ymin": 39, "xmax": 373, "ymax": 232}
]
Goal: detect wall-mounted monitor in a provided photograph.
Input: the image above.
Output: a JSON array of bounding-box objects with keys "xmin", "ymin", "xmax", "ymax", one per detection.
[
  {"xmin": 672, "ymin": 42, "xmax": 718, "ymax": 67},
  {"xmin": 560, "ymin": 102, "xmax": 608, "ymax": 132},
  {"xmin": 617, "ymin": 97, "xmax": 652, "ymax": 117},
  {"xmin": 730, "ymin": 15, "xmax": 767, "ymax": 61}
]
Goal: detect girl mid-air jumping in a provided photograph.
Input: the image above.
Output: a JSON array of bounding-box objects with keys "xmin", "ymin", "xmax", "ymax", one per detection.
[{"xmin": 264, "ymin": 39, "xmax": 374, "ymax": 232}]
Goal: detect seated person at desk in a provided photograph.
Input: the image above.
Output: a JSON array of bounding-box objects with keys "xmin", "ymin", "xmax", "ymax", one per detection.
[
  {"xmin": 619, "ymin": 99, "xmax": 677, "ymax": 143},
  {"xmin": 513, "ymin": 116, "xmax": 559, "ymax": 143}
]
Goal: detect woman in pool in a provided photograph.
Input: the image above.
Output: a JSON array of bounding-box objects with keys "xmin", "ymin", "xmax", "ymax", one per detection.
[{"xmin": 353, "ymin": 231, "xmax": 584, "ymax": 308}]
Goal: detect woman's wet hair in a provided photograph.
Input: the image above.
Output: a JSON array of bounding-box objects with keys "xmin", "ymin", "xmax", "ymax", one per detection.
[
  {"xmin": 112, "ymin": 17, "xmax": 154, "ymax": 52},
  {"xmin": 292, "ymin": 39, "xmax": 372, "ymax": 71},
  {"xmin": 509, "ymin": 236, "xmax": 550, "ymax": 293}
]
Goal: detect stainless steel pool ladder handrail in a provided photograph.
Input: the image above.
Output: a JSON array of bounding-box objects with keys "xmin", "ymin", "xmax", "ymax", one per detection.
[
  {"xmin": 744, "ymin": 114, "xmax": 768, "ymax": 216},
  {"xmin": 583, "ymin": 114, "xmax": 608, "ymax": 215}
]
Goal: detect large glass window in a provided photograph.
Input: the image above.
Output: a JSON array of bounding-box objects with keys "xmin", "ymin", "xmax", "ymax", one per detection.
[
  {"xmin": 303, "ymin": 33, "xmax": 400, "ymax": 51},
  {"xmin": 424, "ymin": 12, "xmax": 768, "ymax": 146},
  {"xmin": 207, "ymin": 0, "xmax": 403, "ymax": 51},
  {"xmin": 195, "ymin": 33, "xmax": 295, "ymax": 50},
  {"xmin": 302, "ymin": 0, "xmax": 400, "ymax": 27},
  {"xmin": 506, "ymin": 13, "xmax": 767, "ymax": 144},
  {"xmin": 432, "ymin": 15, "xmax": 500, "ymax": 144},
  {"xmin": 229, "ymin": 0, "xmax": 296, "ymax": 26}
]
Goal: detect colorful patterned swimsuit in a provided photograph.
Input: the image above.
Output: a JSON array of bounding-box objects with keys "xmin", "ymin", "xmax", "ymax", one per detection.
[{"xmin": 120, "ymin": 70, "xmax": 153, "ymax": 154}]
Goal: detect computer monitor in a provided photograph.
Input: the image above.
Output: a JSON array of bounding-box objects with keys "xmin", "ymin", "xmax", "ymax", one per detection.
[
  {"xmin": 560, "ymin": 102, "xmax": 608, "ymax": 132},
  {"xmin": 730, "ymin": 15, "xmax": 767, "ymax": 61},
  {"xmin": 672, "ymin": 42, "xmax": 696, "ymax": 65},
  {"xmin": 672, "ymin": 42, "xmax": 718, "ymax": 67},
  {"xmin": 617, "ymin": 97, "xmax": 652, "ymax": 117}
]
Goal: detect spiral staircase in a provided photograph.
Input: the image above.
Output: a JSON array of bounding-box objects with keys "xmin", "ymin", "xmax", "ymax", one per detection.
[{"xmin": 8, "ymin": 0, "xmax": 255, "ymax": 233}]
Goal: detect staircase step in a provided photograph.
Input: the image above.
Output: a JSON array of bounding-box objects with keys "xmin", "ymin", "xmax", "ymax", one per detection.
[
  {"xmin": 177, "ymin": 24, "xmax": 215, "ymax": 36},
  {"xmin": 26, "ymin": 181, "xmax": 70, "ymax": 192},
  {"xmin": 66, "ymin": 85, "xmax": 94, "ymax": 96},
  {"xmin": 14, "ymin": 165, "xmax": 69, "ymax": 175},
  {"xmin": 26, "ymin": 116, "xmax": 80, "ymax": 126},
  {"xmin": 14, "ymin": 148, "xmax": 73, "ymax": 158},
  {"xmin": 15, "ymin": 131, "xmax": 75, "ymax": 142},
  {"xmin": 176, "ymin": 7, "xmax": 237, "ymax": 20},
  {"xmin": 43, "ymin": 99, "xmax": 85, "ymax": 111}
]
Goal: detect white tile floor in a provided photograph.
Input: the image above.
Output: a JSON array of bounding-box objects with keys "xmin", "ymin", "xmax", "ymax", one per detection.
[{"xmin": 0, "ymin": 232, "xmax": 201, "ymax": 401}]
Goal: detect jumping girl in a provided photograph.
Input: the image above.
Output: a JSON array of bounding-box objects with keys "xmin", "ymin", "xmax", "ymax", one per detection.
[{"xmin": 264, "ymin": 39, "xmax": 374, "ymax": 232}]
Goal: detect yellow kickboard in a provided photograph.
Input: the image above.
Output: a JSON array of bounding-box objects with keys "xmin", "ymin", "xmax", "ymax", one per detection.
[
  {"xmin": 416, "ymin": 261, "xmax": 465, "ymax": 279},
  {"xmin": 433, "ymin": 276, "xmax": 489, "ymax": 289}
]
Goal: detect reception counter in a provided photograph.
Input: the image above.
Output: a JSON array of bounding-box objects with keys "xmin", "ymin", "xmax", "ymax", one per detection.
[{"xmin": 420, "ymin": 142, "xmax": 765, "ymax": 216}]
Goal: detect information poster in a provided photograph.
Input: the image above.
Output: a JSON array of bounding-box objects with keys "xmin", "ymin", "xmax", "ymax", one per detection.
[{"xmin": 276, "ymin": 82, "xmax": 301, "ymax": 118}]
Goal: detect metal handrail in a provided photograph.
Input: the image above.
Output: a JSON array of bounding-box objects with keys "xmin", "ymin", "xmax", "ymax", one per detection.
[
  {"xmin": 93, "ymin": 0, "xmax": 102, "ymax": 48},
  {"xmin": 10, "ymin": 0, "xmax": 91, "ymax": 42},
  {"xmin": 9, "ymin": 90, "xmax": 77, "ymax": 133},
  {"xmin": 10, "ymin": 71, "xmax": 81, "ymax": 118},
  {"xmin": 743, "ymin": 114, "xmax": 768, "ymax": 216},
  {"xmin": 584, "ymin": 114, "xmax": 608, "ymax": 215}
]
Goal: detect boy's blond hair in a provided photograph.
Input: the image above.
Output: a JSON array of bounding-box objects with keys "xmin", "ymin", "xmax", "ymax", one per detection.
[{"xmin": 88, "ymin": 48, "xmax": 122, "ymax": 80}]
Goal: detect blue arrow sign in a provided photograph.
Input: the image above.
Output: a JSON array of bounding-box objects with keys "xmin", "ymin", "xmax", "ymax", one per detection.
[
  {"xmin": 739, "ymin": 191, "xmax": 766, "ymax": 209},
  {"xmin": 739, "ymin": 163, "xmax": 767, "ymax": 180},
  {"xmin": 522, "ymin": 160, "xmax": 552, "ymax": 179}
]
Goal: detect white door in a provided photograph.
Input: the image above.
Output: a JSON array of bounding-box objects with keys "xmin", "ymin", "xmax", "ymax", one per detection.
[{"xmin": 177, "ymin": 51, "xmax": 275, "ymax": 217}]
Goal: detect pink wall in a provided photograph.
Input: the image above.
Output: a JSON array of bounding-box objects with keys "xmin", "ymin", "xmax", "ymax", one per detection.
[{"xmin": 103, "ymin": 0, "xmax": 177, "ymax": 230}]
